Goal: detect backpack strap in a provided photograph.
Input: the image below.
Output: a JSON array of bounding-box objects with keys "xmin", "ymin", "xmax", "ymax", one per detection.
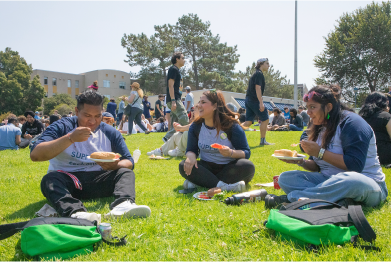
[
  {"xmin": 348, "ymin": 205, "xmax": 376, "ymax": 243},
  {"xmin": 0, "ymin": 217, "xmax": 96, "ymax": 241},
  {"xmin": 281, "ymin": 199, "xmax": 343, "ymax": 211},
  {"xmin": 0, "ymin": 221, "xmax": 30, "ymax": 240}
]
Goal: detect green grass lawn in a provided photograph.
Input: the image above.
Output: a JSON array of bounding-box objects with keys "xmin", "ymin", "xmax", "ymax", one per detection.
[{"xmin": 0, "ymin": 130, "xmax": 390, "ymax": 261}]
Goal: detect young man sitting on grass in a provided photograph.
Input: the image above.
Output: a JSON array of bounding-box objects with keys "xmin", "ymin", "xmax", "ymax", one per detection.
[{"xmin": 30, "ymin": 90, "xmax": 151, "ymax": 223}]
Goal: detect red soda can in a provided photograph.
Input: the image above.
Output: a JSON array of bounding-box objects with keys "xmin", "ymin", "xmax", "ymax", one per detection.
[{"xmin": 273, "ymin": 175, "xmax": 280, "ymax": 189}]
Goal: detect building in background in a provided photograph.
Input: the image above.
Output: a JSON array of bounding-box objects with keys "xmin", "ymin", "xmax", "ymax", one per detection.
[{"xmin": 31, "ymin": 69, "xmax": 131, "ymax": 99}]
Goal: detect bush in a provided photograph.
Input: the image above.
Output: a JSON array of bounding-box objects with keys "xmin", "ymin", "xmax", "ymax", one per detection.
[
  {"xmin": 50, "ymin": 104, "xmax": 74, "ymax": 116},
  {"xmin": 0, "ymin": 111, "xmax": 13, "ymax": 122}
]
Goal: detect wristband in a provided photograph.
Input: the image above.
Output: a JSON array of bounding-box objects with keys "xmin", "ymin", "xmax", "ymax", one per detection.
[
  {"xmin": 318, "ymin": 148, "xmax": 325, "ymax": 160},
  {"xmin": 171, "ymin": 99, "xmax": 176, "ymax": 102},
  {"xmin": 230, "ymin": 149, "xmax": 234, "ymax": 157},
  {"xmin": 67, "ymin": 133, "xmax": 74, "ymax": 143}
]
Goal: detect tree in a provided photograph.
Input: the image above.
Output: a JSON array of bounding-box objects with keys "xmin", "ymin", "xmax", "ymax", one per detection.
[
  {"xmin": 122, "ymin": 14, "xmax": 240, "ymax": 93},
  {"xmin": 314, "ymin": 1, "xmax": 391, "ymax": 102},
  {"xmin": 234, "ymin": 63, "xmax": 293, "ymax": 99},
  {"xmin": 121, "ymin": 24, "xmax": 178, "ymax": 94},
  {"xmin": 0, "ymin": 47, "xmax": 45, "ymax": 115},
  {"xmin": 175, "ymin": 14, "xmax": 239, "ymax": 90},
  {"xmin": 43, "ymin": 94, "xmax": 76, "ymax": 115},
  {"xmin": 50, "ymin": 104, "xmax": 74, "ymax": 116}
]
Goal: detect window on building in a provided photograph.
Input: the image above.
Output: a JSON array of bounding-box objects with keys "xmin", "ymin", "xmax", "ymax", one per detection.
[
  {"xmin": 52, "ymin": 78, "xmax": 57, "ymax": 86},
  {"xmin": 119, "ymin": 81, "xmax": 126, "ymax": 89},
  {"xmin": 68, "ymin": 80, "xmax": 71, "ymax": 87},
  {"xmin": 44, "ymin": 77, "xmax": 48, "ymax": 85},
  {"xmin": 75, "ymin": 80, "xmax": 79, "ymax": 88},
  {"xmin": 103, "ymin": 80, "xmax": 110, "ymax": 88},
  {"xmin": 45, "ymin": 92, "xmax": 48, "ymax": 97}
]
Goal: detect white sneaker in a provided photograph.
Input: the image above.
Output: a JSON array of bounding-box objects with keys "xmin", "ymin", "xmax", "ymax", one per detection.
[
  {"xmin": 147, "ymin": 148, "xmax": 163, "ymax": 156},
  {"xmin": 183, "ymin": 179, "xmax": 197, "ymax": 189},
  {"xmin": 217, "ymin": 181, "xmax": 246, "ymax": 192},
  {"xmin": 104, "ymin": 200, "xmax": 151, "ymax": 219},
  {"xmin": 168, "ymin": 147, "xmax": 185, "ymax": 157},
  {"xmin": 71, "ymin": 211, "xmax": 101, "ymax": 224}
]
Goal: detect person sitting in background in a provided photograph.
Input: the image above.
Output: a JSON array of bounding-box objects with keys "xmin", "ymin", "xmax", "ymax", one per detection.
[
  {"xmin": 34, "ymin": 111, "xmax": 41, "ymax": 120},
  {"xmin": 238, "ymin": 108, "xmax": 246, "ymax": 123},
  {"xmin": 148, "ymin": 106, "xmax": 200, "ymax": 157},
  {"xmin": 267, "ymin": 108, "xmax": 286, "ymax": 131},
  {"xmin": 179, "ymin": 90, "xmax": 255, "ymax": 193},
  {"xmin": 102, "ymin": 112, "xmax": 116, "ymax": 126},
  {"xmin": 49, "ymin": 115, "xmax": 60, "ymax": 125},
  {"xmin": 298, "ymin": 105, "xmax": 310, "ymax": 126},
  {"xmin": 265, "ymin": 84, "xmax": 388, "ymax": 208},
  {"xmin": 359, "ymin": 92, "xmax": 391, "ymax": 166},
  {"xmin": 0, "ymin": 116, "xmax": 21, "ymax": 150},
  {"xmin": 288, "ymin": 108, "xmax": 304, "ymax": 131},
  {"xmin": 68, "ymin": 111, "xmax": 73, "ymax": 117},
  {"xmin": 19, "ymin": 111, "xmax": 44, "ymax": 148},
  {"xmin": 152, "ymin": 117, "xmax": 166, "ymax": 132},
  {"xmin": 226, "ymin": 102, "xmax": 238, "ymax": 114},
  {"xmin": 61, "ymin": 114, "xmax": 68, "ymax": 119},
  {"xmin": 268, "ymin": 110, "xmax": 274, "ymax": 125},
  {"xmin": 135, "ymin": 114, "xmax": 153, "ymax": 132},
  {"xmin": 18, "ymin": 115, "xmax": 26, "ymax": 129},
  {"xmin": 43, "ymin": 119, "xmax": 50, "ymax": 129},
  {"xmin": 30, "ymin": 90, "xmax": 151, "ymax": 221},
  {"xmin": 188, "ymin": 107, "xmax": 196, "ymax": 123},
  {"xmin": 283, "ymin": 107, "xmax": 290, "ymax": 121}
]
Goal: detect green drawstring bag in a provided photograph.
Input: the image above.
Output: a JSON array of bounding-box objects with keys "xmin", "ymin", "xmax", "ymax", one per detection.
[
  {"xmin": 0, "ymin": 217, "xmax": 127, "ymax": 260},
  {"xmin": 21, "ymin": 224, "xmax": 102, "ymax": 260}
]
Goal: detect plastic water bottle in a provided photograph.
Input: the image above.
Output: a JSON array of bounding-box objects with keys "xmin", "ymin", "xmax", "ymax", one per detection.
[
  {"xmin": 133, "ymin": 148, "xmax": 141, "ymax": 163},
  {"xmin": 223, "ymin": 189, "xmax": 268, "ymax": 205}
]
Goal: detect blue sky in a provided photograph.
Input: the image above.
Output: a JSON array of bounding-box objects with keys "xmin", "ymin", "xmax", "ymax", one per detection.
[{"xmin": 0, "ymin": 1, "xmax": 380, "ymax": 89}]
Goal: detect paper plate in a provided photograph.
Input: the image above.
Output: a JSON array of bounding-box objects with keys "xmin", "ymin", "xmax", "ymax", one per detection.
[
  {"xmin": 87, "ymin": 156, "xmax": 118, "ymax": 162},
  {"xmin": 272, "ymin": 154, "xmax": 306, "ymax": 160},
  {"xmin": 193, "ymin": 191, "xmax": 214, "ymax": 201}
]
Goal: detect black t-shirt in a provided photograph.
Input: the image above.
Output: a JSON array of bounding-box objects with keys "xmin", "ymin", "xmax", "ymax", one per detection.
[
  {"xmin": 155, "ymin": 100, "xmax": 163, "ymax": 118},
  {"xmin": 246, "ymin": 69, "xmax": 265, "ymax": 101},
  {"xmin": 364, "ymin": 111, "xmax": 391, "ymax": 143},
  {"xmin": 21, "ymin": 119, "xmax": 44, "ymax": 138},
  {"xmin": 166, "ymin": 65, "xmax": 183, "ymax": 101}
]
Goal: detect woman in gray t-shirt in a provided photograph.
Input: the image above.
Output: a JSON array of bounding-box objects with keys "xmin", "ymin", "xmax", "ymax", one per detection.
[
  {"xmin": 127, "ymin": 82, "xmax": 149, "ymax": 135},
  {"xmin": 179, "ymin": 90, "xmax": 255, "ymax": 193}
]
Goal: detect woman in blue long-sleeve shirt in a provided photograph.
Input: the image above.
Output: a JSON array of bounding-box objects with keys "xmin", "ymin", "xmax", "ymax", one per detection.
[{"xmin": 179, "ymin": 90, "xmax": 255, "ymax": 192}]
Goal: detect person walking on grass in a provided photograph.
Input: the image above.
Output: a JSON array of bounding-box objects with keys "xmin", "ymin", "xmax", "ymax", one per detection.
[
  {"xmin": 155, "ymin": 94, "xmax": 164, "ymax": 120},
  {"xmin": 241, "ymin": 58, "xmax": 274, "ymax": 145},
  {"xmin": 126, "ymin": 82, "xmax": 150, "ymax": 135},
  {"xmin": 30, "ymin": 90, "xmax": 151, "ymax": 222},
  {"xmin": 163, "ymin": 52, "xmax": 189, "ymax": 142}
]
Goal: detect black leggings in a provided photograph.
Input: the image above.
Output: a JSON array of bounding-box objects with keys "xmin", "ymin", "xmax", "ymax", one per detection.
[{"xmin": 179, "ymin": 159, "xmax": 255, "ymax": 188}]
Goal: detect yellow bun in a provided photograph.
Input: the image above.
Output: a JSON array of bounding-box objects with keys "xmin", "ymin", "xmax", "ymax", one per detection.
[
  {"xmin": 274, "ymin": 149, "xmax": 297, "ymax": 157},
  {"xmin": 90, "ymin": 152, "xmax": 116, "ymax": 160}
]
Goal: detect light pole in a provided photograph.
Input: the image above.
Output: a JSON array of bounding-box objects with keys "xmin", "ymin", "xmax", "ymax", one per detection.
[
  {"xmin": 294, "ymin": 0, "xmax": 298, "ymax": 109},
  {"xmin": 354, "ymin": 87, "xmax": 358, "ymax": 111}
]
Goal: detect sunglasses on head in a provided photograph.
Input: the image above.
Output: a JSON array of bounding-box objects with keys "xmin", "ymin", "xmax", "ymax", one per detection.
[{"xmin": 303, "ymin": 91, "xmax": 322, "ymax": 102}]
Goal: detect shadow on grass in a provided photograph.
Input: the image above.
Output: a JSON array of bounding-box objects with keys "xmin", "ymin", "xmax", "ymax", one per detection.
[{"xmin": 5, "ymin": 197, "xmax": 114, "ymax": 221}]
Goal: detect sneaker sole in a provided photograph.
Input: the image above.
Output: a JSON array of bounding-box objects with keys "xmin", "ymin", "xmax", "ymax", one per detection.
[{"xmin": 104, "ymin": 205, "xmax": 151, "ymax": 219}]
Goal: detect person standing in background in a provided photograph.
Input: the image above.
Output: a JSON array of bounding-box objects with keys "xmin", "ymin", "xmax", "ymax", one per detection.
[
  {"xmin": 106, "ymin": 98, "xmax": 117, "ymax": 125},
  {"xmin": 34, "ymin": 111, "xmax": 41, "ymax": 120},
  {"xmin": 163, "ymin": 52, "xmax": 189, "ymax": 142},
  {"xmin": 117, "ymin": 96, "xmax": 126, "ymax": 126},
  {"xmin": 241, "ymin": 58, "xmax": 273, "ymax": 145},
  {"xmin": 155, "ymin": 94, "xmax": 164, "ymax": 120},
  {"xmin": 185, "ymin": 86, "xmax": 194, "ymax": 113},
  {"xmin": 88, "ymin": 80, "xmax": 99, "ymax": 92},
  {"xmin": 127, "ymin": 82, "xmax": 150, "ymax": 135},
  {"xmin": 164, "ymin": 95, "xmax": 171, "ymax": 131},
  {"xmin": 142, "ymin": 96, "xmax": 152, "ymax": 123}
]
